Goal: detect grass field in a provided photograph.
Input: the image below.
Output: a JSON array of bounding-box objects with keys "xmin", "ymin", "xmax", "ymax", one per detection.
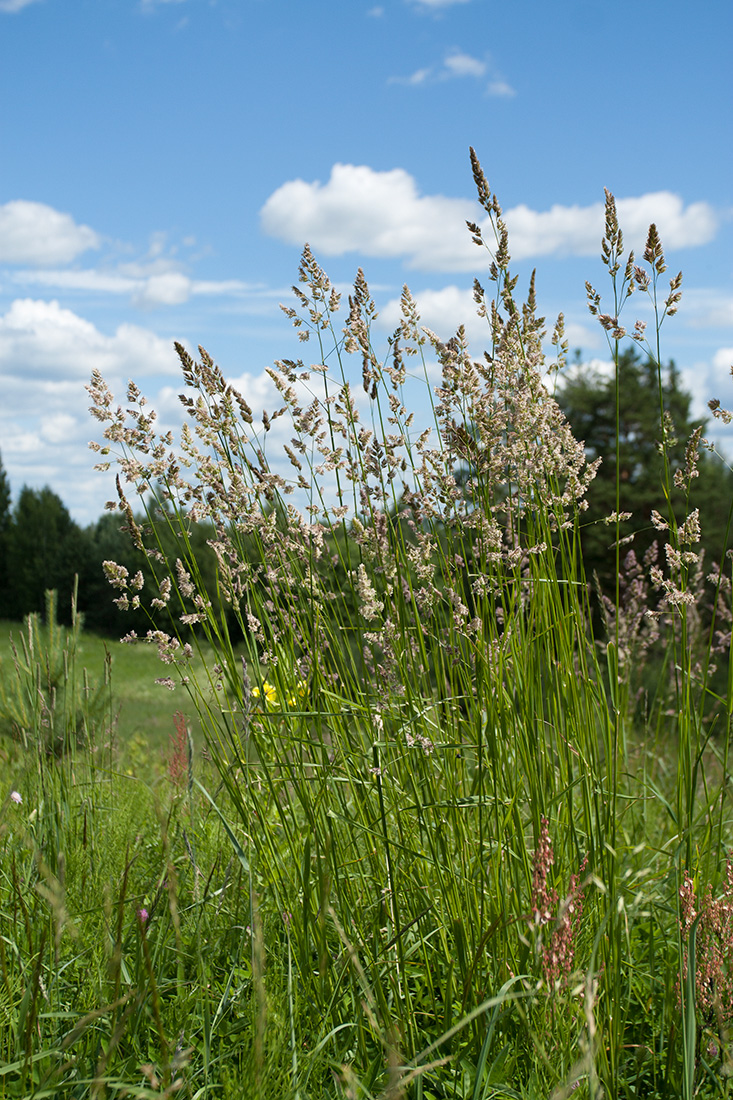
[
  {"xmin": 2, "ymin": 171, "xmax": 733, "ymax": 1098},
  {"xmin": 0, "ymin": 617, "xmax": 220, "ymax": 775}
]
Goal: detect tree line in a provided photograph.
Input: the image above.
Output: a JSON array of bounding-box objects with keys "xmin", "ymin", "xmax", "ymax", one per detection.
[
  {"xmin": 1, "ymin": 348, "xmax": 731, "ymax": 637},
  {"xmin": 0, "ymin": 466, "xmax": 222, "ymax": 636}
]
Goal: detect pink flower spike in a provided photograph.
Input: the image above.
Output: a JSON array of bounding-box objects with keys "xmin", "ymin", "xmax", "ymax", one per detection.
[
  {"xmin": 137, "ymin": 908, "xmax": 149, "ymax": 924},
  {"xmin": 10, "ymin": 791, "xmax": 22, "ymax": 804}
]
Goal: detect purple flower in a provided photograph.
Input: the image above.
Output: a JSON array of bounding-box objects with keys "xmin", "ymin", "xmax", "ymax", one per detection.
[{"xmin": 137, "ymin": 907, "xmax": 149, "ymax": 925}]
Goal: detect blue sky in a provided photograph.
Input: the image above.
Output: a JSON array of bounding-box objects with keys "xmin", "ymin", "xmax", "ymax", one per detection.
[{"xmin": 1, "ymin": 0, "xmax": 731, "ymax": 525}]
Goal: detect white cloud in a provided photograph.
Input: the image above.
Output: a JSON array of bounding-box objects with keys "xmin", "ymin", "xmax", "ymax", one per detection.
[
  {"xmin": 0, "ymin": 200, "xmax": 100, "ymax": 265},
  {"xmin": 261, "ymin": 164, "xmax": 720, "ymax": 271},
  {"xmin": 0, "ymin": 305, "xmax": 181, "ymax": 523},
  {"xmin": 563, "ymin": 321, "xmax": 601, "ymax": 350},
  {"xmin": 10, "ymin": 266, "xmax": 263, "ymax": 309},
  {"xmin": 261, "ymin": 164, "xmax": 477, "ymax": 270},
  {"xmin": 506, "ymin": 193, "xmax": 718, "ymax": 260},
  {"xmin": 674, "ymin": 349, "xmax": 733, "ymax": 453},
  {"xmin": 389, "ymin": 67, "xmax": 433, "ymax": 86},
  {"xmin": 40, "ymin": 413, "xmax": 79, "ymax": 445},
  {"xmin": 133, "ymin": 271, "xmax": 192, "ymax": 307},
  {"xmin": 367, "ymin": 5, "xmax": 384, "ymax": 14},
  {"xmin": 0, "ymin": 298, "xmax": 179, "ymax": 379},
  {"xmin": 12, "ymin": 269, "xmax": 140, "ymax": 294},
  {"xmin": 379, "ymin": 284, "xmax": 489, "ymax": 349},
  {"xmin": 713, "ymin": 348, "xmax": 733, "ymax": 369},
  {"xmin": 0, "ymin": 0, "xmax": 42, "ymax": 11},
  {"xmin": 486, "ymin": 79, "xmax": 515, "ymax": 98},
  {"xmin": 0, "ymin": 369, "xmax": 119, "ymax": 517},
  {"xmin": 443, "ymin": 51, "xmax": 486, "ymax": 78},
  {"xmin": 388, "ymin": 48, "xmax": 512, "ymax": 94},
  {"xmin": 712, "ymin": 347, "xmax": 733, "ymax": 382}
]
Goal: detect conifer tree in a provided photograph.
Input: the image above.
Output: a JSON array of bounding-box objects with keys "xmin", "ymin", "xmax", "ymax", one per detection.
[{"xmin": 5, "ymin": 486, "xmax": 92, "ymax": 622}]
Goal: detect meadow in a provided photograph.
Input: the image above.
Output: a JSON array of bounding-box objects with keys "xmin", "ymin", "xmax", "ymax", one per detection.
[
  {"xmin": 0, "ymin": 612, "xmax": 208, "ymax": 771},
  {"xmin": 1, "ymin": 152, "xmax": 733, "ymax": 1099}
]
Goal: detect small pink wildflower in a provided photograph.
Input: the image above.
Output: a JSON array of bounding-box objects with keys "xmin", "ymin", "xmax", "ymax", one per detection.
[
  {"xmin": 137, "ymin": 907, "xmax": 149, "ymax": 925},
  {"xmin": 10, "ymin": 791, "xmax": 22, "ymax": 804}
]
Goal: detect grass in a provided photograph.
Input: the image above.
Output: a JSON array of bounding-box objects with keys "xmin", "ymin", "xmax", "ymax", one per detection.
[
  {"xmin": 2, "ymin": 151, "xmax": 733, "ymax": 1098},
  {"xmin": 0, "ymin": 611, "xmax": 221, "ymax": 774}
]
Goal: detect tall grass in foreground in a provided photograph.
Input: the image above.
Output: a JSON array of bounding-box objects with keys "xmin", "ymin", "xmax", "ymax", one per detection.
[
  {"xmin": 3, "ymin": 148, "xmax": 733, "ymax": 1097},
  {"xmin": 0, "ymin": 655, "xmax": 261, "ymax": 1100}
]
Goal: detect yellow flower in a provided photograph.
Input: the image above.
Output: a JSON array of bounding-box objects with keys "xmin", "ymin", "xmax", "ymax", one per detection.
[
  {"xmin": 252, "ymin": 681, "xmax": 278, "ymax": 706},
  {"xmin": 288, "ymin": 680, "xmax": 308, "ymax": 707}
]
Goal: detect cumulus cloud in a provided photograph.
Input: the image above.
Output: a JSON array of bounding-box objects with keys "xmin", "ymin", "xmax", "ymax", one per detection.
[
  {"xmin": 261, "ymin": 163, "xmax": 720, "ymax": 271},
  {"xmin": 0, "ymin": 201, "xmax": 100, "ymax": 265},
  {"xmin": 0, "ymin": 304, "xmax": 182, "ymax": 523},
  {"xmin": 507, "ymin": 193, "xmax": 718, "ymax": 259},
  {"xmin": 0, "ymin": 298, "xmax": 179, "ymax": 379},
  {"xmin": 0, "ymin": 367, "xmax": 118, "ymax": 519},
  {"xmin": 261, "ymin": 164, "xmax": 477, "ymax": 270},
  {"xmin": 672, "ymin": 349, "xmax": 733, "ymax": 453}
]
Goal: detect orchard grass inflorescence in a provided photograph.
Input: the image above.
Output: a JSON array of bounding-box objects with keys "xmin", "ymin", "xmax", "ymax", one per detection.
[{"xmin": 2, "ymin": 148, "xmax": 733, "ymax": 1098}]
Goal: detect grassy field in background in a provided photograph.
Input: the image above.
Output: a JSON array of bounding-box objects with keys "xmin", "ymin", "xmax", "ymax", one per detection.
[{"xmin": 0, "ymin": 618, "xmax": 215, "ymax": 772}]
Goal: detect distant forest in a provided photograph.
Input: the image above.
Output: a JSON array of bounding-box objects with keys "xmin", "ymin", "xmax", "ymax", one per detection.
[{"xmin": 1, "ymin": 349, "xmax": 731, "ymax": 638}]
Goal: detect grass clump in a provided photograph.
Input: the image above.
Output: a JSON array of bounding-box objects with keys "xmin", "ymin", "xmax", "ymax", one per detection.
[{"xmin": 1, "ymin": 148, "xmax": 733, "ymax": 1097}]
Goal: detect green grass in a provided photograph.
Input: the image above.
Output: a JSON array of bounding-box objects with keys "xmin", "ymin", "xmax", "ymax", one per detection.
[{"xmin": 0, "ymin": 617, "xmax": 224, "ymax": 775}]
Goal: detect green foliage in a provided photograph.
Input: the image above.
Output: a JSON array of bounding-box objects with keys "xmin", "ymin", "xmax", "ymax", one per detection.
[
  {"xmin": 79, "ymin": 508, "xmax": 236, "ymax": 642},
  {"xmin": 0, "ymin": 588, "xmax": 110, "ymax": 755},
  {"xmin": 3, "ymin": 485, "xmax": 94, "ymax": 624}
]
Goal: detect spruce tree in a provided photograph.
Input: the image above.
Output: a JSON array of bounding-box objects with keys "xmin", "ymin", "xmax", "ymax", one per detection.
[{"xmin": 5, "ymin": 486, "xmax": 92, "ymax": 622}]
